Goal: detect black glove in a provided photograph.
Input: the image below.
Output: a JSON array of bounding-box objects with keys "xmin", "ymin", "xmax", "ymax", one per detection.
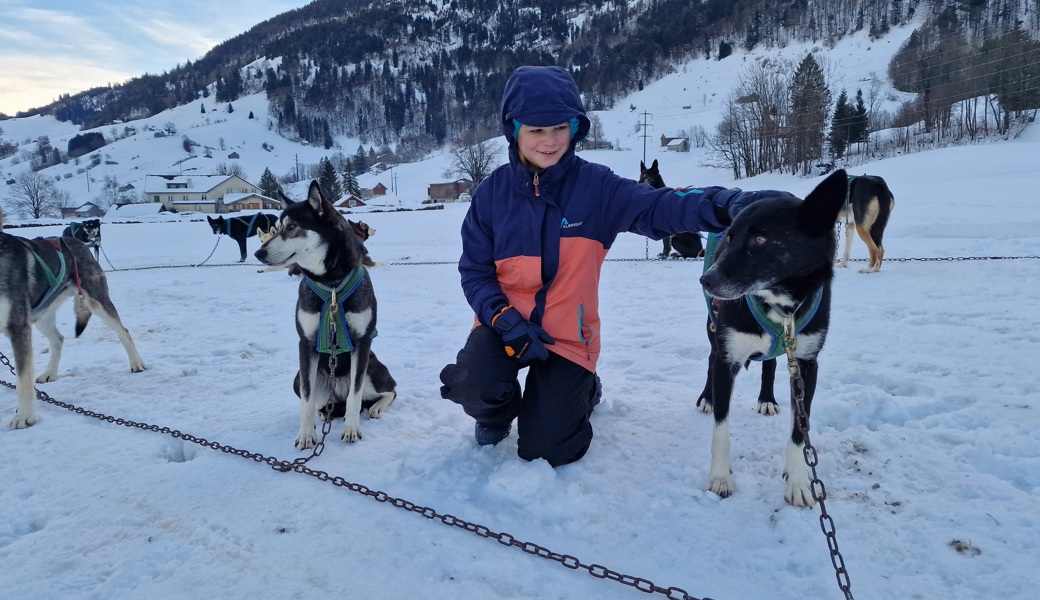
[
  {"xmin": 712, "ymin": 204, "xmax": 732, "ymax": 227},
  {"xmin": 491, "ymin": 305, "xmax": 555, "ymax": 363}
]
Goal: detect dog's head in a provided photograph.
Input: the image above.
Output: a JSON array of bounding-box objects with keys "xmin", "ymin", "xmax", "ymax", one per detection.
[
  {"xmin": 638, "ymin": 159, "xmax": 663, "ymax": 189},
  {"xmin": 80, "ymin": 218, "xmax": 101, "ymax": 241},
  {"xmin": 207, "ymin": 215, "xmax": 225, "ymax": 234},
  {"xmin": 347, "ymin": 219, "xmax": 375, "ymax": 242},
  {"xmin": 700, "ymin": 169, "xmax": 848, "ymax": 304},
  {"xmin": 254, "ymin": 181, "xmax": 358, "ymax": 276},
  {"xmin": 256, "ymin": 225, "xmax": 275, "ymax": 244}
]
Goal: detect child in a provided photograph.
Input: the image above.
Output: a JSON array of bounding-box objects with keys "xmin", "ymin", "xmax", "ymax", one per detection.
[{"xmin": 439, "ymin": 65, "xmax": 780, "ymax": 466}]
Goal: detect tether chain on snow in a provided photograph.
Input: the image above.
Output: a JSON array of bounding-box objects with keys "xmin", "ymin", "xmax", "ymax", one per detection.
[
  {"xmin": 781, "ymin": 318, "xmax": 854, "ymax": 600},
  {"xmin": 0, "ymin": 352, "xmax": 714, "ymax": 600}
]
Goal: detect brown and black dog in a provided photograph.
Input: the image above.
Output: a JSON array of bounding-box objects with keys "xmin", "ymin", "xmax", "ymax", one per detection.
[{"xmin": 836, "ymin": 174, "xmax": 895, "ymax": 273}]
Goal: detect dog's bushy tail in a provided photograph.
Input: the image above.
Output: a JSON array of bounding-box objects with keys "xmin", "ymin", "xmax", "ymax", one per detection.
[{"xmin": 74, "ymin": 294, "xmax": 93, "ymax": 337}]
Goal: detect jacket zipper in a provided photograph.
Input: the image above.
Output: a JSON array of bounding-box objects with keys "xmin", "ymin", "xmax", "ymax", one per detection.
[{"xmin": 533, "ymin": 172, "xmax": 540, "ymax": 196}]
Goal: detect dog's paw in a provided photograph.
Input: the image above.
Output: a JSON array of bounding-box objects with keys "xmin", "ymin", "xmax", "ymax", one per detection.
[
  {"xmin": 695, "ymin": 396, "xmax": 713, "ymax": 414},
  {"xmin": 783, "ymin": 473, "xmax": 815, "ymax": 507},
  {"xmin": 130, "ymin": 361, "xmax": 148, "ymax": 373},
  {"xmin": 295, "ymin": 429, "xmax": 318, "ymax": 450},
  {"xmin": 836, "ymin": 260, "xmax": 849, "ymax": 268},
  {"xmin": 35, "ymin": 373, "xmax": 57, "ymax": 384},
  {"xmin": 707, "ymin": 475, "xmax": 735, "ymax": 498},
  {"xmin": 367, "ymin": 393, "xmax": 396, "ymax": 419},
  {"xmin": 9, "ymin": 412, "xmax": 38, "ymax": 429},
  {"xmin": 339, "ymin": 423, "xmax": 363, "ymax": 443},
  {"xmin": 756, "ymin": 401, "xmax": 780, "ymax": 416}
]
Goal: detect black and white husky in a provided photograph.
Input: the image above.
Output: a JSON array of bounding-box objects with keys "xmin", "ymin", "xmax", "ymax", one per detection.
[
  {"xmin": 698, "ymin": 169, "xmax": 848, "ymax": 506},
  {"xmin": 1, "ymin": 232, "xmax": 146, "ymax": 429},
  {"xmin": 254, "ymin": 181, "xmax": 396, "ymax": 449}
]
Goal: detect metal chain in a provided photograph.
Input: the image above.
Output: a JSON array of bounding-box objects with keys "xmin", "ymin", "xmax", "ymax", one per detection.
[
  {"xmin": 781, "ymin": 319, "xmax": 854, "ymax": 600},
  {"xmin": 0, "ymin": 352, "xmax": 712, "ymax": 600},
  {"xmin": 99, "ymin": 244, "xmax": 118, "ymax": 271},
  {"xmin": 194, "ymin": 236, "xmax": 223, "ymax": 266}
]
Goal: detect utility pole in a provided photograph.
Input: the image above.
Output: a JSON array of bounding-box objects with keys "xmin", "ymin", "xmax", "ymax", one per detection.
[{"xmin": 639, "ymin": 111, "xmax": 654, "ymax": 164}]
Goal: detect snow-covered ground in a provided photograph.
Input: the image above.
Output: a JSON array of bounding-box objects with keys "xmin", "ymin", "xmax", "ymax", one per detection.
[{"xmin": 3, "ymin": 20, "xmax": 1039, "ymax": 600}]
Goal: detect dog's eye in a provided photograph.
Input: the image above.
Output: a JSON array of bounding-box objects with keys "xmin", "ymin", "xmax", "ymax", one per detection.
[{"xmin": 284, "ymin": 222, "xmax": 296, "ymax": 232}]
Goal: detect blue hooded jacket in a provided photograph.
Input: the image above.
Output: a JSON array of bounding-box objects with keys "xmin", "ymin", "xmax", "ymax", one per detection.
[{"xmin": 456, "ymin": 66, "xmax": 736, "ymax": 371}]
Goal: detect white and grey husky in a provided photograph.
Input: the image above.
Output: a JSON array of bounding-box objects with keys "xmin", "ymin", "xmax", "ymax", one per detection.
[
  {"xmin": 1, "ymin": 232, "xmax": 146, "ymax": 429},
  {"xmin": 254, "ymin": 181, "xmax": 396, "ymax": 450}
]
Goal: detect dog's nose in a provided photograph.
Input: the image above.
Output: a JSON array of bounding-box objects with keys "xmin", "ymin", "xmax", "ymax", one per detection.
[{"xmin": 254, "ymin": 248, "xmax": 267, "ymax": 261}]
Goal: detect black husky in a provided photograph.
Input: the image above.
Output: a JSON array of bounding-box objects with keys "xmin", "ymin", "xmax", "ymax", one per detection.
[
  {"xmin": 62, "ymin": 219, "xmax": 102, "ymax": 260},
  {"xmin": 836, "ymin": 174, "xmax": 895, "ymax": 273},
  {"xmin": 1, "ymin": 232, "xmax": 146, "ymax": 429},
  {"xmin": 697, "ymin": 169, "xmax": 849, "ymax": 507},
  {"xmin": 207, "ymin": 213, "xmax": 278, "ymax": 262},
  {"xmin": 254, "ymin": 182, "xmax": 396, "ymax": 450},
  {"xmin": 639, "ymin": 160, "xmax": 704, "ymax": 258}
]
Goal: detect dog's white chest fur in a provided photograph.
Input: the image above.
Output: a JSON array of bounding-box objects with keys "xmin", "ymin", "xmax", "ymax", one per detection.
[{"xmin": 296, "ymin": 306, "xmax": 373, "ymax": 341}]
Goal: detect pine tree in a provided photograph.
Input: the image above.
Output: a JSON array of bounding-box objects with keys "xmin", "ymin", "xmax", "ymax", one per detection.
[
  {"xmin": 352, "ymin": 145, "xmax": 368, "ymax": 174},
  {"xmin": 259, "ymin": 167, "xmax": 281, "ymax": 198},
  {"xmin": 787, "ymin": 54, "xmax": 831, "ymax": 175},
  {"xmin": 342, "ymin": 161, "xmax": 361, "ymax": 197},
  {"xmin": 318, "ymin": 157, "xmax": 343, "ymax": 204},
  {"xmin": 851, "ymin": 89, "xmax": 869, "ymax": 145},
  {"xmin": 201, "ymin": 103, "xmax": 206, "ymax": 114},
  {"xmin": 828, "ymin": 90, "xmax": 852, "ymax": 159}
]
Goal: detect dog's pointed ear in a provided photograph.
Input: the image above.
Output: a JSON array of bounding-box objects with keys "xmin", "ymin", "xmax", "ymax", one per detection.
[
  {"xmin": 307, "ymin": 180, "xmax": 341, "ymax": 225},
  {"xmin": 640, "ymin": 161, "xmax": 646, "ymax": 170},
  {"xmin": 207, "ymin": 216, "xmax": 214, "ymax": 223},
  {"xmin": 798, "ymin": 169, "xmax": 849, "ymax": 237},
  {"xmin": 651, "ymin": 159, "xmax": 659, "ymax": 169},
  {"xmin": 277, "ymin": 189, "xmax": 295, "ymax": 210}
]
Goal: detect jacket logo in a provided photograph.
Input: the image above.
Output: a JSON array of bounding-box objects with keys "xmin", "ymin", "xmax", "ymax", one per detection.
[{"xmin": 561, "ymin": 218, "xmax": 582, "ymax": 229}]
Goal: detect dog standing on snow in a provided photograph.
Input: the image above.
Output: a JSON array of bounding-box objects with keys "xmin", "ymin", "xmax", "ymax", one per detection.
[
  {"xmin": 698, "ymin": 169, "xmax": 849, "ymax": 506},
  {"xmin": 1, "ymin": 232, "xmax": 146, "ymax": 429},
  {"xmin": 254, "ymin": 182, "xmax": 396, "ymax": 449}
]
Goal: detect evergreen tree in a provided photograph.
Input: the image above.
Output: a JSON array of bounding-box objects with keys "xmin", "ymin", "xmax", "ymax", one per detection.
[
  {"xmin": 342, "ymin": 161, "xmax": 361, "ymax": 197},
  {"xmin": 201, "ymin": 103, "xmax": 206, "ymax": 114},
  {"xmin": 851, "ymin": 89, "xmax": 869, "ymax": 145},
  {"xmin": 352, "ymin": 144, "xmax": 368, "ymax": 173},
  {"xmin": 787, "ymin": 54, "xmax": 831, "ymax": 175},
  {"xmin": 259, "ymin": 167, "xmax": 282, "ymax": 198},
  {"xmin": 828, "ymin": 90, "xmax": 853, "ymax": 159},
  {"xmin": 227, "ymin": 103, "xmax": 234, "ymax": 114},
  {"xmin": 318, "ymin": 157, "xmax": 343, "ymax": 204}
]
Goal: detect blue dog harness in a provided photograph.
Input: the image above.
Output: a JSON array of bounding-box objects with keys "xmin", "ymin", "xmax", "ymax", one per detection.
[
  {"xmin": 304, "ymin": 266, "xmax": 376, "ymax": 355},
  {"xmin": 701, "ymin": 233, "xmax": 822, "ymax": 361},
  {"xmin": 228, "ymin": 213, "xmax": 263, "ymax": 236}
]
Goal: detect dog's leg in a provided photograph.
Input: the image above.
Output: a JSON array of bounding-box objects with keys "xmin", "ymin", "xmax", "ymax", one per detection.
[
  {"xmin": 32, "ymin": 308, "xmax": 65, "ymax": 383},
  {"xmin": 707, "ymin": 359, "xmax": 740, "ymax": 498},
  {"xmin": 366, "ymin": 391, "xmax": 396, "ymax": 418},
  {"xmin": 783, "ymin": 358, "xmax": 819, "ymax": 507},
  {"xmin": 757, "ymin": 358, "xmax": 779, "ymax": 415},
  {"xmin": 856, "ymin": 225, "xmax": 881, "ymax": 273},
  {"xmin": 660, "ymin": 236, "xmax": 672, "ymax": 258},
  {"xmin": 838, "ymin": 223, "xmax": 854, "ymax": 267},
  {"xmin": 8, "ymin": 318, "xmax": 38, "ymax": 428},
  {"xmin": 339, "ymin": 338, "xmax": 372, "ymax": 443},
  {"xmin": 696, "ymin": 317, "xmax": 717, "ymax": 413},
  {"xmin": 80, "ymin": 291, "xmax": 147, "ymax": 373},
  {"xmin": 236, "ymin": 236, "xmax": 247, "ymax": 262},
  {"xmin": 295, "ymin": 342, "xmax": 323, "ymax": 450}
]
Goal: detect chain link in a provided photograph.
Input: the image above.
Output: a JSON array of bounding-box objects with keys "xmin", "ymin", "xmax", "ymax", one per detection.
[
  {"xmin": 0, "ymin": 352, "xmax": 712, "ymax": 600},
  {"xmin": 781, "ymin": 319, "xmax": 855, "ymax": 600}
]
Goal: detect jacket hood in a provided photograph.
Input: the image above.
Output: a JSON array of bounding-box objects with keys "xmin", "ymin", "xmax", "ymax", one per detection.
[{"xmin": 501, "ymin": 66, "xmax": 590, "ymax": 149}]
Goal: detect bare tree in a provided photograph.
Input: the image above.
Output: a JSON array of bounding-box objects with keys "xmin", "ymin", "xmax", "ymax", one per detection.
[
  {"xmin": 213, "ymin": 162, "xmax": 248, "ymax": 179},
  {"xmin": 445, "ymin": 128, "xmax": 500, "ymax": 187},
  {"xmin": 6, "ymin": 171, "xmax": 70, "ymax": 219},
  {"xmin": 587, "ymin": 113, "xmax": 606, "ymax": 148}
]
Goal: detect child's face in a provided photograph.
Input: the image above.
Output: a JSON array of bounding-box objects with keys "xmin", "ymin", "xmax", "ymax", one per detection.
[{"xmin": 516, "ymin": 122, "xmax": 571, "ymax": 171}]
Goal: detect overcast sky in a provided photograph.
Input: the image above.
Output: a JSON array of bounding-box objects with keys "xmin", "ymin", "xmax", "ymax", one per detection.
[{"xmin": 0, "ymin": 1, "xmax": 312, "ymax": 116}]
